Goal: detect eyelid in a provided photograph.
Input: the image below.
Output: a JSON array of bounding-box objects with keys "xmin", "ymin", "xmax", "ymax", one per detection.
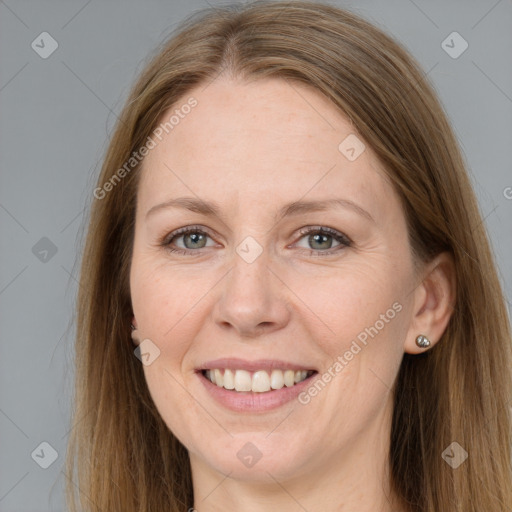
[
  {"xmin": 295, "ymin": 225, "xmax": 352, "ymax": 246},
  {"xmin": 162, "ymin": 224, "xmax": 216, "ymax": 245}
]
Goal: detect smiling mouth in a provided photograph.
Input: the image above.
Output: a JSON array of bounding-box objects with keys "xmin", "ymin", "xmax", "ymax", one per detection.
[{"xmin": 201, "ymin": 368, "xmax": 317, "ymax": 393}]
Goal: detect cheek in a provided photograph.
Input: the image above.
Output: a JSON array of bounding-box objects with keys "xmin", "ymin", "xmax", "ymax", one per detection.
[
  {"xmin": 143, "ymin": 363, "xmax": 209, "ymax": 453},
  {"xmin": 131, "ymin": 261, "xmax": 222, "ymax": 420},
  {"xmin": 132, "ymin": 266, "xmax": 209, "ymax": 440},
  {"xmin": 131, "ymin": 260, "xmax": 207, "ymax": 344},
  {"xmin": 291, "ymin": 258, "xmax": 410, "ymax": 416},
  {"xmin": 294, "ymin": 260, "xmax": 408, "ymax": 350},
  {"xmin": 289, "ymin": 264, "xmax": 409, "ymax": 468}
]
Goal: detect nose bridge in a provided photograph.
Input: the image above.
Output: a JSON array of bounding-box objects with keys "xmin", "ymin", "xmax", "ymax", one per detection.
[
  {"xmin": 213, "ymin": 237, "xmax": 290, "ymax": 337},
  {"xmin": 231, "ymin": 239, "xmax": 271, "ymax": 299}
]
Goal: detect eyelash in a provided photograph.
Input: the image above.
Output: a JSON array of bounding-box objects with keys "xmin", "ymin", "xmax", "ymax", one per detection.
[{"xmin": 161, "ymin": 225, "xmax": 352, "ymax": 257}]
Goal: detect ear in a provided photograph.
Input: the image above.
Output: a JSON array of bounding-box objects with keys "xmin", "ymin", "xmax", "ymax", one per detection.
[
  {"xmin": 131, "ymin": 316, "xmax": 141, "ymax": 346},
  {"xmin": 404, "ymin": 251, "xmax": 456, "ymax": 354}
]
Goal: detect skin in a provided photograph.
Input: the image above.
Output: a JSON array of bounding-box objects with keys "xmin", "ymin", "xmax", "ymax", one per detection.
[{"xmin": 129, "ymin": 77, "xmax": 455, "ymax": 512}]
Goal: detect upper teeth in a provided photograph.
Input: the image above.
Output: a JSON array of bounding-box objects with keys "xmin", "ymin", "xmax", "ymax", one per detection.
[{"xmin": 204, "ymin": 369, "xmax": 312, "ymax": 393}]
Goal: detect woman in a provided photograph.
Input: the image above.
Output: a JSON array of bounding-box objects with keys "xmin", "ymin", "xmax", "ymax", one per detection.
[{"xmin": 66, "ymin": 1, "xmax": 512, "ymax": 511}]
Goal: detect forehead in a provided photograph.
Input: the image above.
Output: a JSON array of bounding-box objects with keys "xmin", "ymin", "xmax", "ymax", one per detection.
[{"xmin": 137, "ymin": 77, "xmax": 395, "ymax": 220}]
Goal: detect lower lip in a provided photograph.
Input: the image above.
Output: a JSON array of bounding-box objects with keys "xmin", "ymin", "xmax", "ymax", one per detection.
[{"xmin": 196, "ymin": 371, "xmax": 318, "ymax": 412}]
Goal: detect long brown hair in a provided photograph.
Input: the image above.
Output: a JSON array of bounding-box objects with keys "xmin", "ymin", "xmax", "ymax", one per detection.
[{"xmin": 65, "ymin": 1, "xmax": 512, "ymax": 510}]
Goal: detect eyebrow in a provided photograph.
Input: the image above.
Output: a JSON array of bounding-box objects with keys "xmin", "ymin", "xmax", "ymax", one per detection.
[{"xmin": 145, "ymin": 196, "xmax": 374, "ymax": 223}]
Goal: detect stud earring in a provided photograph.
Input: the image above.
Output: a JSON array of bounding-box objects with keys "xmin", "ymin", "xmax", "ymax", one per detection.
[{"xmin": 415, "ymin": 334, "xmax": 431, "ymax": 349}]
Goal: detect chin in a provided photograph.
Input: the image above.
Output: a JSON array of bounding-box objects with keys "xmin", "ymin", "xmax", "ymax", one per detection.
[{"xmin": 191, "ymin": 433, "xmax": 313, "ymax": 483}]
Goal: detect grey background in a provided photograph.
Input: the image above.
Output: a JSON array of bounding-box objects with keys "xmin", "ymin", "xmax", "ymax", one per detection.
[{"xmin": 1, "ymin": 0, "xmax": 511, "ymax": 510}]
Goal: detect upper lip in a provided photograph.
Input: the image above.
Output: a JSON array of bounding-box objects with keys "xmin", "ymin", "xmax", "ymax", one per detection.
[{"xmin": 196, "ymin": 358, "xmax": 317, "ymax": 373}]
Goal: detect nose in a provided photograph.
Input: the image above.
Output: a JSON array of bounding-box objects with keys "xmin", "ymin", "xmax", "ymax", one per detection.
[{"xmin": 213, "ymin": 248, "xmax": 291, "ymax": 339}]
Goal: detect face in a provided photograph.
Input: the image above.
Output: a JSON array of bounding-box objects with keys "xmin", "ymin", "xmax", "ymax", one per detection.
[{"xmin": 129, "ymin": 77, "xmax": 419, "ymax": 484}]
